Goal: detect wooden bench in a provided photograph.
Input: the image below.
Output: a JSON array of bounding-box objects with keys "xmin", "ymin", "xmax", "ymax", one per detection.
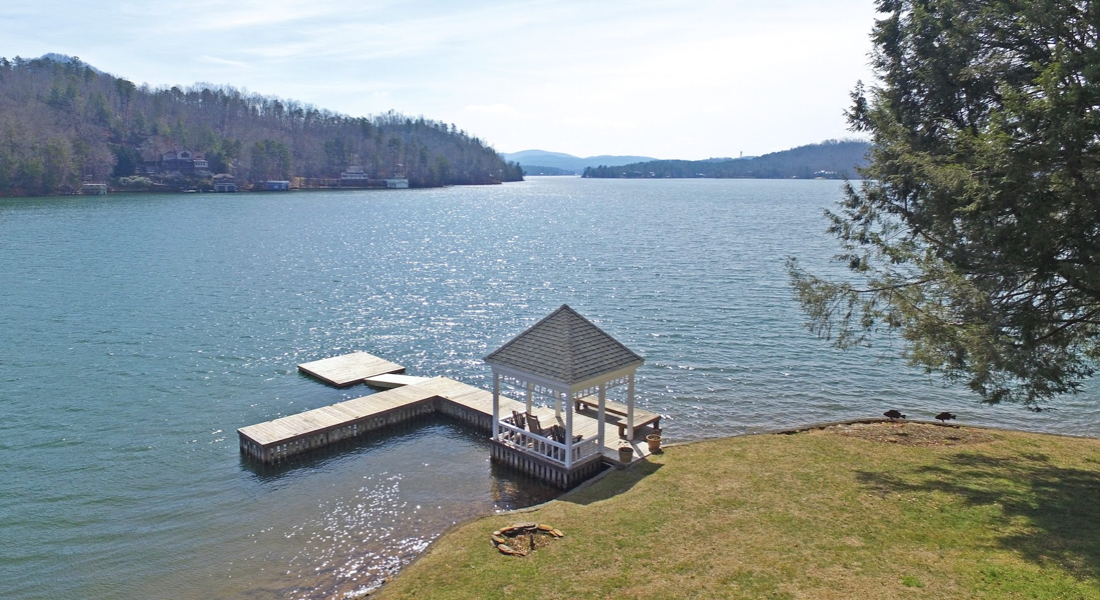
[{"xmin": 574, "ymin": 397, "xmax": 660, "ymax": 438}]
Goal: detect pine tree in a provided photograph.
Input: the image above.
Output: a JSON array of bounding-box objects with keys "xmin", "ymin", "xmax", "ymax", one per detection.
[{"xmin": 789, "ymin": 0, "xmax": 1100, "ymax": 408}]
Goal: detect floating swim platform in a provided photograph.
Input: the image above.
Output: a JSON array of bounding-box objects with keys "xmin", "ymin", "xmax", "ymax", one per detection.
[{"xmin": 297, "ymin": 351, "xmax": 405, "ymax": 387}]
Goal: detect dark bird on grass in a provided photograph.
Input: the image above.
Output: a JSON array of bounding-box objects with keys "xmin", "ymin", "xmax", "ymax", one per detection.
[
  {"xmin": 935, "ymin": 412, "xmax": 956, "ymax": 423},
  {"xmin": 883, "ymin": 409, "xmax": 906, "ymax": 421}
]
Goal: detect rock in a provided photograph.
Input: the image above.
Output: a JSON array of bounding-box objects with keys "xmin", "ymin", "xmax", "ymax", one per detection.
[
  {"xmin": 497, "ymin": 543, "xmax": 528, "ymax": 557},
  {"xmin": 494, "ymin": 522, "xmax": 564, "ymax": 555}
]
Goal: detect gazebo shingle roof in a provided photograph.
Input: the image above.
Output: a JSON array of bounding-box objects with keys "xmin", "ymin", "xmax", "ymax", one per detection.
[{"xmin": 484, "ymin": 305, "xmax": 644, "ymax": 385}]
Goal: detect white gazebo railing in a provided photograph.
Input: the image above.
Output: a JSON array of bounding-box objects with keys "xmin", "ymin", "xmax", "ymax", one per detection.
[
  {"xmin": 571, "ymin": 436, "xmax": 600, "ymax": 462},
  {"xmin": 498, "ymin": 418, "xmax": 601, "ymax": 467}
]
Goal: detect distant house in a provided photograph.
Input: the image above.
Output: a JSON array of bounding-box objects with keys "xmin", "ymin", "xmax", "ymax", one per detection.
[
  {"xmin": 213, "ymin": 174, "xmax": 237, "ymax": 192},
  {"xmin": 140, "ymin": 149, "xmax": 211, "ymax": 176},
  {"xmin": 341, "ymin": 166, "xmax": 370, "ymax": 182},
  {"xmin": 81, "ymin": 183, "xmax": 108, "ymax": 195},
  {"xmin": 383, "ymin": 178, "xmax": 409, "ymax": 189},
  {"xmin": 161, "ymin": 149, "xmax": 193, "ymax": 167}
]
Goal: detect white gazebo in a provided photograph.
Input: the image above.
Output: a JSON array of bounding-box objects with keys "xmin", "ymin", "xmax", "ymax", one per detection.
[{"xmin": 484, "ymin": 305, "xmax": 646, "ymax": 486}]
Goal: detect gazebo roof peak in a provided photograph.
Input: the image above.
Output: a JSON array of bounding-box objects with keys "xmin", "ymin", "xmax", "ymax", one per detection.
[{"xmin": 484, "ymin": 304, "xmax": 644, "ymax": 386}]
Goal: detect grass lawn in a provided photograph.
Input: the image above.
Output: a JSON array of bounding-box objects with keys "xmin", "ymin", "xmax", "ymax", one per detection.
[{"xmin": 373, "ymin": 423, "xmax": 1100, "ymax": 599}]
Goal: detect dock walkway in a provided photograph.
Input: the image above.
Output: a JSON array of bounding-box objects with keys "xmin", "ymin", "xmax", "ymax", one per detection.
[
  {"xmin": 240, "ymin": 352, "xmax": 661, "ymax": 487},
  {"xmin": 239, "ymin": 376, "xmax": 656, "ymax": 463}
]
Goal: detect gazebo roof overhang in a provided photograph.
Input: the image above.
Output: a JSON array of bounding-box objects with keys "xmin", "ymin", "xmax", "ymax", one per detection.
[
  {"xmin": 488, "ymin": 362, "xmax": 641, "ymax": 396},
  {"xmin": 484, "ymin": 304, "xmax": 644, "ymax": 390}
]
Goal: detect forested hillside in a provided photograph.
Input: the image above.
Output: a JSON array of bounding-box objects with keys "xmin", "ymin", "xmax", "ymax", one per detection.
[
  {"xmin": 0, "ymin": 55, "xmax": 523, "ymax": 195},
  {"xmin": 582, "ymin": 140, "xmax": 870, "ymax": 179}
]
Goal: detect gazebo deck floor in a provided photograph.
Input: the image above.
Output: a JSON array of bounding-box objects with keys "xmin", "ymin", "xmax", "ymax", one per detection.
[{"xmin": 509, "ymin": 405, "xmax": 660, "ymax": 465}]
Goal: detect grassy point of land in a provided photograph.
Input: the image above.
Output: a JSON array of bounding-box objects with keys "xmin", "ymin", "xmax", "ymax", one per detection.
[{"xmin": 373, "ymin": 423, "xmax": 1100, "ymax": 599}]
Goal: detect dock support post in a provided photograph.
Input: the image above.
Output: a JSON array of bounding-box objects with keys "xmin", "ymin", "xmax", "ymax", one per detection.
[
  {"xmin": 597, "ymin": 383, "xmax": 607, "ymax": 449},
  {"xmin": 626, "ymin": 375, "xmax": 635, "ymax": 440},
  {"xmin": 565, "ymin": 391, "xmax": 574, "ymax": 468},
  {"xmin": 492, "ymin": 372, "xmax": 500, "ymax": 441}
]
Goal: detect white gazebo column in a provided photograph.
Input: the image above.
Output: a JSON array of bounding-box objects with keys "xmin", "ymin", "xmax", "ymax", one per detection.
[
  {"xmin": 626, "ymin": 373, "xmax": 636, "ymax": 439},
  {"xmin": 597, "ymin": 382, "xmax": 607, "ymax": 449},
  {"xmin": 564, "ymin": 394, "xmax": 574, "ymax": 468},
  {"xmin": 492, "ymin": 371, "xmax": 501, "ymax": 441},
  {"xmin": 525, "ymin": 382, "xmax": 533, "ymax": 413},
  {"xmin": 555, "ymin": 390, "xmax": 562, "ymax": 419}
]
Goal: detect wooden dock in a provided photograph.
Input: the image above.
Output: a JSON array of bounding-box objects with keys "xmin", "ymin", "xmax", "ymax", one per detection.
[
  {"xmin": 297, "ymin": 352, "xmax": 405, "ymax": 387},
  {"xmin": 239, "ymin": 369, "xmax": 660, "ymax": 486},
  {"xmin": 239, "ymin": 377, "xmax": 467, "ymax": 460}
]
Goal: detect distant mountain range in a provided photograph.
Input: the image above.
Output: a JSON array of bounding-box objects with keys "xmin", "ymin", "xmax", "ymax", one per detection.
[
  {"xmin": 500, "ymin": 150, "xmax": 659, "ymax": 175},
  {"xmin": 503, "ymin": 142, "xmax": 868, "ymax": 179},
  {"xmin": 581, "ymin": 140, "xmax": 871, "ymax": 180}
]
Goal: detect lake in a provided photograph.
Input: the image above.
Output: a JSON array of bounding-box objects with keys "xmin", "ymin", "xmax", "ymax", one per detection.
[{"xmin": 1, "ymin": 177, "xmax": 1096, "ymax": 599}]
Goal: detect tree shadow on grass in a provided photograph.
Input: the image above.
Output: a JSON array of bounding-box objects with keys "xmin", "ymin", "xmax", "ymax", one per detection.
[
  {"xmin": 559, "ymin": 460, "xmax": 663, "ymax": 506},
  {"xmin": 856, "ymin": 450, "xmax": 1100, "ymax": 581}
]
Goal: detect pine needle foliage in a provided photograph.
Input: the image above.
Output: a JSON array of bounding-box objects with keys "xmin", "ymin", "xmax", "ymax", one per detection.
[{"xmin": 789, "ymin": 0, "xmax": 1100, "ymax": 408}]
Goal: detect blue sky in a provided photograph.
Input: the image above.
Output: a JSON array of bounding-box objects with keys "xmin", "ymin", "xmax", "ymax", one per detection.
[{"xmin": 2, "ymin": 0, "xmax": 878, "ymax": 159}]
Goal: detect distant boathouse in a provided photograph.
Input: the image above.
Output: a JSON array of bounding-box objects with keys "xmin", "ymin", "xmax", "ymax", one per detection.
[{"xmin": 238, "ymin": 305, "xmax": 663, "ymax": 488}]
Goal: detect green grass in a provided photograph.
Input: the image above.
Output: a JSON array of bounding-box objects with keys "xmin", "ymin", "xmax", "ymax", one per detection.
[{"xmin": 374, "ymin": 426, "xmax": 1100, "ymax": 599}]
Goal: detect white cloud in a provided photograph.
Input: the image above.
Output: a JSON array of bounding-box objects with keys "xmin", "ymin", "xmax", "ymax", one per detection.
[{"xmin": 198, "ymin": 55, "xmax": 249, "ymax": 68}]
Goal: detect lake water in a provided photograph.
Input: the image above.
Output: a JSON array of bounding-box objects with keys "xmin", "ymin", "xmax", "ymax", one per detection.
[{"xmin": 2, "ymin": 177, "xmax": 1097, "ymax": 599}]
